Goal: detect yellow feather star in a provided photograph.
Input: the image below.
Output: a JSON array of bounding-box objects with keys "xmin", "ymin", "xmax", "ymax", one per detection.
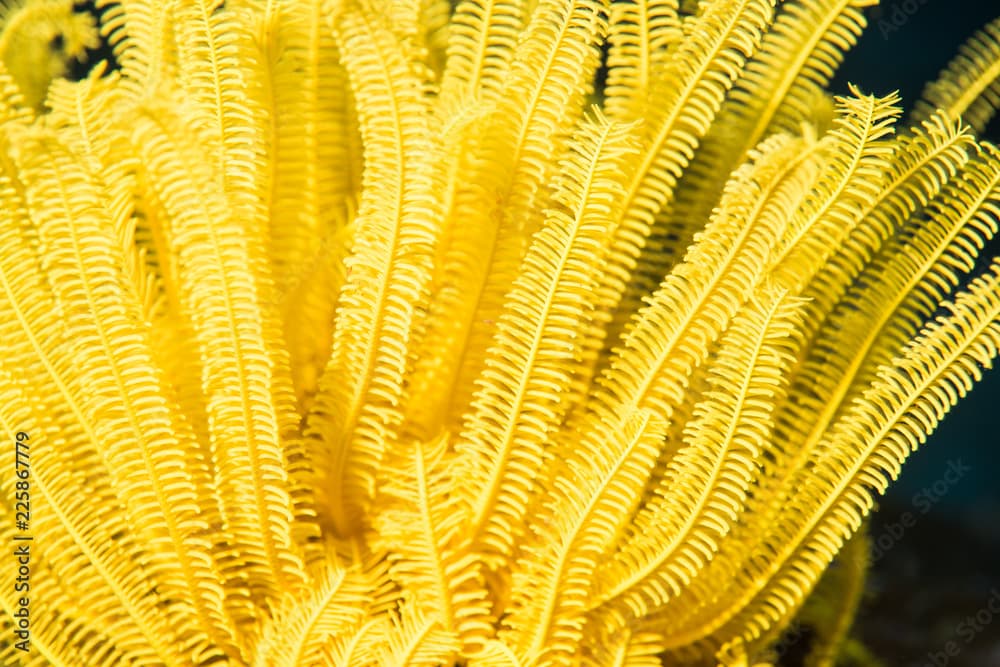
[{"xmin": 0, "ymin": 0, "xmax": 998, "ymax": 665}]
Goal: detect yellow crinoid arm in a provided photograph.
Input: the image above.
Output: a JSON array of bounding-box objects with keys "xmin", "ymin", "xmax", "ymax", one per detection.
[
  {"xmin": 583, "ymin": 0, "xmax": 776, "ymax": 388},
  {"xmin": 454, "ymin": 111, "xmax": 640, "ymax": 564},
  {"xmin": 0, "ymin": 0, "xmax": 97, "ymax": 108},
  {"xmin": 913, "ymin": 16, "xmax": 1000, "ymax": 135},
  {"xmin": 441, "ymin": 0, "xmax": 526, "ymax": 104},
  {"xmin": 435, "ymin": 0, "xmax": 611, "ymax": 430},
  {"xmin": 129, "ymin": 100, "xmax": 311, "ymax": 614},
  {"xmin": 0, "ymin": 130, "xmax": 196, "ymax": 665},
  {"xmin": 666, "ymin": 0, "xmax": 884, "ymax": 263},
  {"xmin": 590, "ymin": 289, "xmax": 806, "ymax": 626},
  {"xmin": 373, "ymin": 433, "xmax": 494, "ymax": 656},
  {"xmin": 652, "ymin": 260, "xmax": 1000, "ymax": 656},
  {"xmin": 305, "ymin": 0, "xmax": 438, "ymax": 538},
  {"xmin": 603, "ymin": 0, "xmax": 681, "ymax": 121},
  {"xmin": 96, "ymin": 0, "xmax": 175, "ymax": 96}
]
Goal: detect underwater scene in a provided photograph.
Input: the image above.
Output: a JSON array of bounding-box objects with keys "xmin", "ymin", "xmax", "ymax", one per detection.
[{"xmin": 0, "ymin": 0, "xmax": 998, "ymax": 665}]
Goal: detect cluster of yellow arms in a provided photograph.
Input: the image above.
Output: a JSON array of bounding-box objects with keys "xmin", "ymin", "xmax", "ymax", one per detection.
[{"xmin": 0, "ymin": 0, "xmax": 998, "ymax": 665}]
